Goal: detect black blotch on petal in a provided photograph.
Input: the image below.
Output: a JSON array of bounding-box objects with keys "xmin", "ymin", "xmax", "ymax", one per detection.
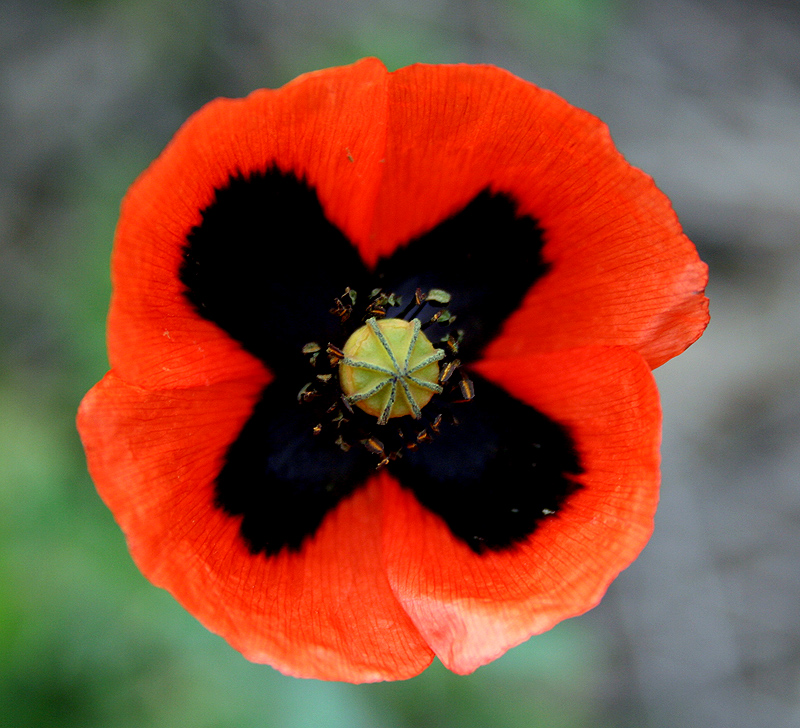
[
  {"xmin": 181, "ymin": 166, "xmax": 369, "ymax": 375},
  {"xmin": 182, "ymin": 171, "xmax": 579, "ymax": 557},
  {"xmin": 389, "ymin": 373, "xmax": 583, "ymax": 553},
  {"xmin": 375, "ymin": 190, "xmax": 548, "ymax": 362},
  {"xmin": 215, "ymin": 376, "xmax": 374, "ymax": 556}
]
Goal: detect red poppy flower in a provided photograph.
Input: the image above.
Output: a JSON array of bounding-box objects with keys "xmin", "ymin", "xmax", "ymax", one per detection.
[{"xmin": 77, "ymin": 58, "xmax": 708, "ymax": 682}]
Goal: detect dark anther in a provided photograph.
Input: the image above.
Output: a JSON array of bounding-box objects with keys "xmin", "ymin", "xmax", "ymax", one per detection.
[
  {"xmin": 439, "ymin": 359, "xmax": 460, "ymax": 384},
  {"xmin": 421, "ymin": 309, "xmax": 455, "ymax": 330},
  {"xmin": 361, "ymin": 437, "xmax": 385, "ymax": 456},
  {"xmin": 441, "ymin": 332, "xmax": 462, "ymax": 355},
  {"xmin": 366, "ymin": 289, "xmax": 402, "ymax": 318},
  {"xmin": 326, "ymin": 344, "xmax": 345, "ymax": 364},
  {"xmin": 330, "ymin": 297, "xmax": 352, "ymax": 322},
  {"xmin": 397, "ymin": 287, "xmax": 428, "ymax": 321},
  {"xmin": 392, "ymin": 286, "xmax": 454, "ymax": 326},
  {"xmin": 297, "ymin": 383, "xmax": 317, "ymax": 403},
  {"xmin": 458, "ymin": 374, "xmax": 475, "ymax": 402}
]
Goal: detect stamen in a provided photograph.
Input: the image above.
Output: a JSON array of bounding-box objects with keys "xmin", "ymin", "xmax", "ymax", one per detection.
[{"xmin": 297, "ymin": 286, "xmax": 474, "ymax": 464}]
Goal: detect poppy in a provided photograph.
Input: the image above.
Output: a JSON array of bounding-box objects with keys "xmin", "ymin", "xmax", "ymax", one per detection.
[{"xmin": 77, "ymin": 58, "xmax": 709, "ymax": 682}]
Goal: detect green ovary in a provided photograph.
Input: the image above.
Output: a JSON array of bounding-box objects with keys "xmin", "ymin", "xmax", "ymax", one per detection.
[{"xmin": 339, "ymin": 318, "xmax": 444, "ymax": 424}]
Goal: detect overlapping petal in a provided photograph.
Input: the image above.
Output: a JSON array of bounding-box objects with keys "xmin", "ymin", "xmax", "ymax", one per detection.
[
  {"xmin": 107, "ymin": 58, "xmax": 389, "ymax": 390},
  {"xmin": 366, "ymin": 63, "xmax": 709, "ymax": 367},
  {"xmin": 78, "ymin": 373, "xmax": 433, "ymax": 681},
  {"xmin": 382, "ymin": 345, "xmax": 660, "ymax": 673},
  {"xmin": 108, "ymin": 58, "xmax": 707, "ymax": 390}
]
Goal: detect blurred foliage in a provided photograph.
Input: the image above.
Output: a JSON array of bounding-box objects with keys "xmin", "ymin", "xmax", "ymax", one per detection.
[{"xmin": 508, "ymin": 0, "xmax": 620, "ymax": 61}]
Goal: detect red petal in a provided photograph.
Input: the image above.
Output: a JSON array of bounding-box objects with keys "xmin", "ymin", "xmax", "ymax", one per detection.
[
  {"xmin": 85, "ymin": 60, "xmax": 710, "ymax": 680},
  {"xmin": 109, "ymin": 60, "xmax": 707, "ymax": 390},
  {"xmin": 380, "ymin": 346, "xmax": 660, "ymax": 674},
  {"xmin": 108, "ymin": 58, "xmax": 390, "ymax": 389},
  {"xmin": 77, "ymin": 373, "xmax": 433, "ymax": 681},
  {"xmin": 368, "ymin": 63, "xmax": 708, "ymax": 366}
]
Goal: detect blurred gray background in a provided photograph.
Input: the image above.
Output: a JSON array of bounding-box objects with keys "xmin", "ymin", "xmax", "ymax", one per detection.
[{"xmin": 1, "ymin": 0, "xmax": 798, "ymax": 726}]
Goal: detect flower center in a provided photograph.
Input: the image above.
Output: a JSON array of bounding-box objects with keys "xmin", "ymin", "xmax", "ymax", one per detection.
[
  {"xmin": 298, "ymin": 287, "xmax": 474, "ymax": 466},
  {"xmin": 339, "ymin": 318, "xmax": 445, "ymax": 425}
]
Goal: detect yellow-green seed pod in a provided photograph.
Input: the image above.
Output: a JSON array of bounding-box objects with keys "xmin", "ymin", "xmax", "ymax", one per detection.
[{"xmin": 339, "ymin": 318, "xmax": 444, "ymax": 424}]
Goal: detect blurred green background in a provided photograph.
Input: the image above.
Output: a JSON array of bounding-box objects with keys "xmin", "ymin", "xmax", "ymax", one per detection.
[{"xmin": 2, "ymin": 0, "xmax": 799, "ymax": 726}]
